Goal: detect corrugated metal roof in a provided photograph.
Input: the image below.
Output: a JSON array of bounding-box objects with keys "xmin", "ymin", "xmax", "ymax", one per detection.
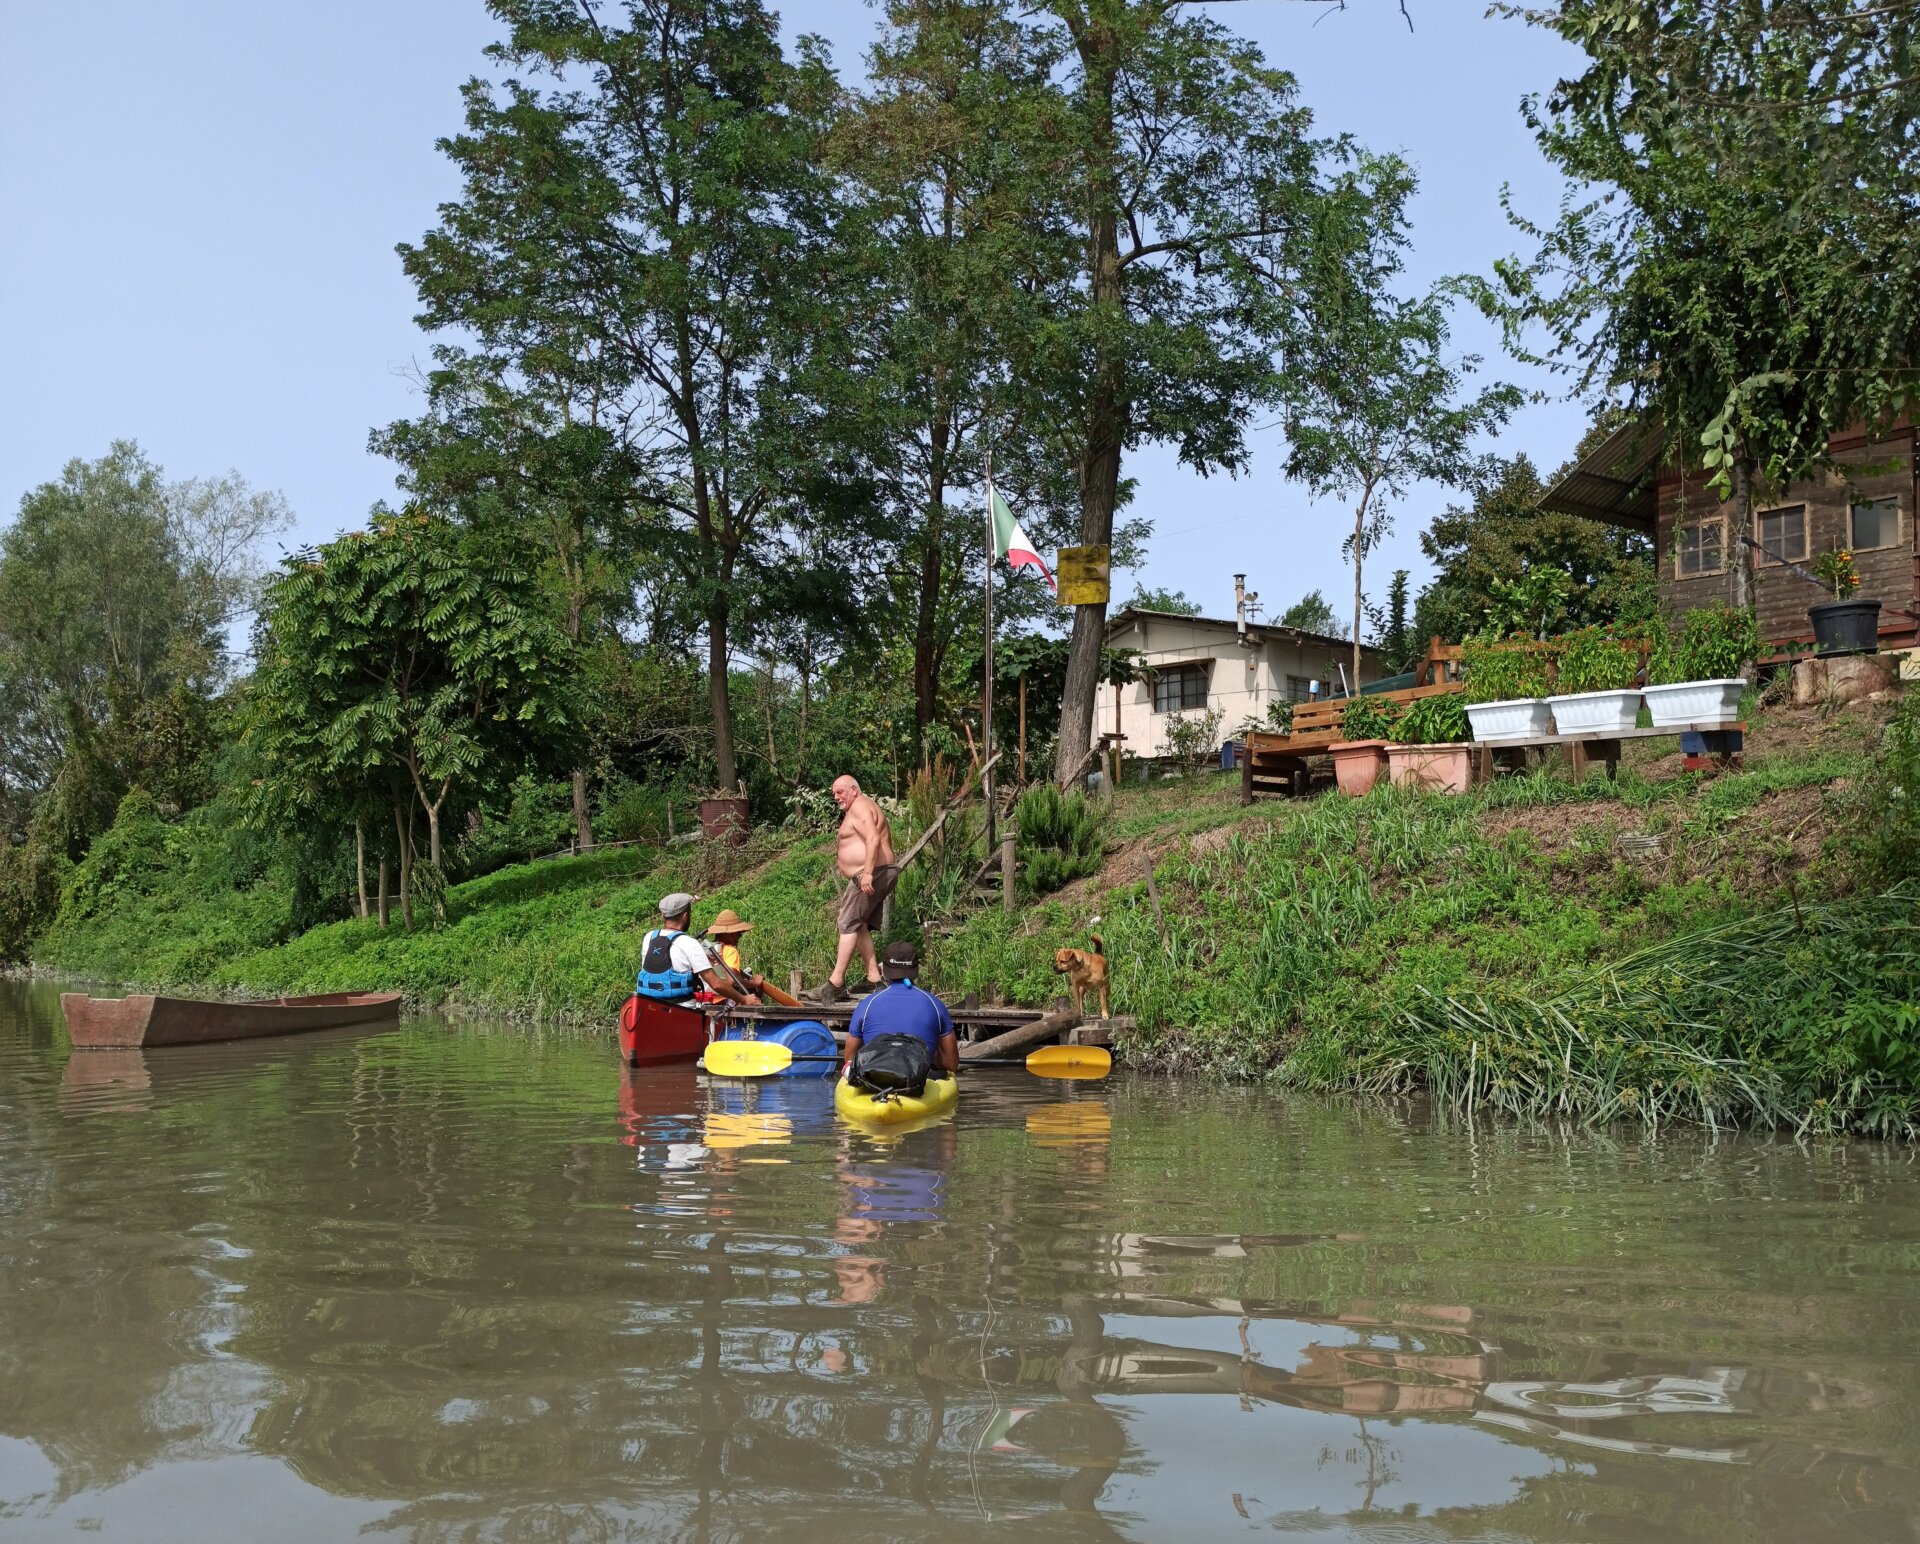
[
  {"xmin": 1538, "ymin": 419, "xmax": 1665, "ymax": 531},
  {"xmin": 1105, "ymin": 606, "xmax": 1381, "ymax": 657}
]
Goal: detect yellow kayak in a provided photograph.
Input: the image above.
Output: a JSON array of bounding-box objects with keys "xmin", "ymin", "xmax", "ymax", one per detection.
[{"xmin": 835, "ymin": 1073, "xmax": 958, "ymax": 1126}]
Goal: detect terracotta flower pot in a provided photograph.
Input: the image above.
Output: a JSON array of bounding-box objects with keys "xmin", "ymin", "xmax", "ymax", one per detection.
[
  {"xmin": 1386, "ymin": 742, "xmax": 1474, "ymax": 795},
  {"xmin": 1329, "ymin": 739, "xmax": 1391, "ymax": 796}
]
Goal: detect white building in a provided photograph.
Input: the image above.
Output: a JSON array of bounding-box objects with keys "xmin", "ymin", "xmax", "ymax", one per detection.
[{"xmin": 1099, "ymin": 606, "xmax": 1387, "ymax": 759}]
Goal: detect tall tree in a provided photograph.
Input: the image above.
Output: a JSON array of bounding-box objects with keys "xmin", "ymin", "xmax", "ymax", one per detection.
[
  {"xmin": 838, "ymin": 0, "xmax": 1082, "ymax": 758},
  {"xmin": 1018, "ymin": 0, "xmax": 1352, "ymax": 783},
  {"xmin": 1277, "ymin": 589, "xmax": 1339, "ymax": 636},
  {"xmin": 399, "ymin": 0, "xmax": 858, "ymax": 795},
  {"xmin": 1284, "ymin": 155, "xmax": 1520, "ymax": 687},
  {"xmin": 1488, "ymin": 0, "xmax": 1920, "ymax": 607}
]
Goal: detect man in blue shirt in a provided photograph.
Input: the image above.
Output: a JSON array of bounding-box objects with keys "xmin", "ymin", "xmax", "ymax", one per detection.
[{"xmin": 842, "ymin": 942, "xmax": 959, "ymax": 1078}]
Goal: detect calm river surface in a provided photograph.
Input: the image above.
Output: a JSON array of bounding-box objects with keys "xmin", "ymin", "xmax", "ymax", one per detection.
[{"xmin": 3, "ymin": 980, "xmax": 1919, "ymax": 1542}]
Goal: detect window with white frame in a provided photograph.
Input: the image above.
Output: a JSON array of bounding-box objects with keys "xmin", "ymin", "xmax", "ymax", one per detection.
[
  {"xmin": 1151, "ymin": 662, "xmax": 1210, "ymax": 714},
  {"xmin": 1674, "ymin": 520, "xmax": 1725, "ymax": 578},
  {"xmin": 1852, "ymin": 497, "xmax": 1900, "ymax": 552},
  {"xmin": 1757, "ymin": 504, "xmax": 1808, "ymax": 563}
]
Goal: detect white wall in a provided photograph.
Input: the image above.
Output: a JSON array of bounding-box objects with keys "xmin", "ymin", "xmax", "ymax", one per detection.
[{"xmin": 1098, "ymin": 615, "xmax": 1380, "ymax": 760}]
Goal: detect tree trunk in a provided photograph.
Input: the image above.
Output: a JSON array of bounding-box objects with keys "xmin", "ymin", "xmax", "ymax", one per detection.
[
  {"xmin": 427, "ymin": 803, "xmax": 442, "ymax": 872},
  {"xmin": 708, "ymin": 595, "xmax": 737, "ymax": 792},
  {"xmin": 572, "ymin": 771, "xmax": 595, "ymax": 851},
  {"xmin": 913, "ymin": 412, "xmax": 951, "ymax": 758},
  {"xmin": 1729, "ymin": 454, "xmax": 1756, "ymax": 612},
  {"xmin": 377, "ymin": 859, "xmax": 389, "ymax": 929},
  {"xmin": 355, "ymin": 819, "xmax": 368, "ymax": 920},
  {"xmin": 1053, "ymin": 37, "xmax": 1126, "ymax": 786},
  {"xmin": 392, "ymin": 800, "xmax": 414, "ymax": 933},
  {"xmin": 1352, "ymin": 494, "xmax": 1369, "ymax": 693}
]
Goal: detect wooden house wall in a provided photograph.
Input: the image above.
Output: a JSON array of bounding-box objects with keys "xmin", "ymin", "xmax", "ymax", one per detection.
[{"xmin": 1653, "ymin": 430, "xmax": 1917, "ymax": 645}]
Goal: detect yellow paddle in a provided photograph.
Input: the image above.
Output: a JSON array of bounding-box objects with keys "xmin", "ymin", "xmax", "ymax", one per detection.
[{"xmin": 700, "ymin": 1040, "xmax": 1112, "ymax": 1080}]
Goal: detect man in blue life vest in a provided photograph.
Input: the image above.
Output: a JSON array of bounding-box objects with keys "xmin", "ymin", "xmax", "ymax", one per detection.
[
  {"xmin": 841, "ymin": 941, "xmax": 958, "ymax": 1091},
  {"xmin": 635, "ymin": 893, "xmax": 760, "ymax": 1006}
]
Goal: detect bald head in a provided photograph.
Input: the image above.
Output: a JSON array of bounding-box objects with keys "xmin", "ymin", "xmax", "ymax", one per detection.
[{"xmin": 831, "ymin": 776, "xmax": 861, "ymax": 811}]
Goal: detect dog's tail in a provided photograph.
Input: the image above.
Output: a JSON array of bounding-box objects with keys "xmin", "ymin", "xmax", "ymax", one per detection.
[{"xmin": 1088, "ymin": 932, "xmax": 1104, "ymax": 956}]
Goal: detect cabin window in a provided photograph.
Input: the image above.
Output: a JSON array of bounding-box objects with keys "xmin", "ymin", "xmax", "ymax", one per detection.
[
  {"xmin": 1674, "ymin": 520, "xmax": 1724, "ymax": 578},
  {"xmin": 1852, "ymin": 497, "xmax": 1900, "ymax": 552},
  {"xmin": 1152, "ymin": 662, "xmax": 1210, "ymax": 713},
  {"xmin": 1284, "ymin": 674, "xmax": 1322, "ymax": 701},
  {"xmin": 1757, "ymin": 504, "xmax": 1807, "ymax": 563}
]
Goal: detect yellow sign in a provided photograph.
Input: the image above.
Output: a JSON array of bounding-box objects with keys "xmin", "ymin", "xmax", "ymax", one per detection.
[{"xmin": 1056, "ymin": 545, "xmax": 1111, "ymax": 606}]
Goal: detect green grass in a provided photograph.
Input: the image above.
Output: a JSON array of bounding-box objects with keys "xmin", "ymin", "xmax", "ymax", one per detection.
[{"xmin": 35, "ymin": 697, "xmax": 1920, "ymax": 1133}]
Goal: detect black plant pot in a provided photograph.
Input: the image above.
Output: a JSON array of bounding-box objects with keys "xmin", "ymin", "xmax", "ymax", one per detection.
[{"xmin": 1808, "ymin": 598, "xmax": 1882, "ymax": 656}]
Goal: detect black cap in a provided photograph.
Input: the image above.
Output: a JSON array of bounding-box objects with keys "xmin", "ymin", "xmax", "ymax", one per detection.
[{"xmin": 881, "ymin": 941, "xmax": 919, "ymax": 982}]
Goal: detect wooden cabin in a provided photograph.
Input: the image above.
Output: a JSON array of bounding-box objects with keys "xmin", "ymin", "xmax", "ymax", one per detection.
[{"xmin": 1541, "ymin": 419, "xmax": 1920, "ymax": 656}]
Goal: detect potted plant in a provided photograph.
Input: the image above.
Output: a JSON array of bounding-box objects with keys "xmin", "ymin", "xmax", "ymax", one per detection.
[
  {"xmin": 1644, "ymin": 606, "xmax": 1760, "ymax": 727},
  {"xmin": 1386, "ymin": 693, "xmax": 1473, "ymax": 794},
  {"xmin": 1808, "ymin": 547, "xmax": 1881, "ymax": 655},
  {"xmin": 1461, "ymin": 636, "xmax": 1553, "ymax": 741},
  {"xmin": 1328, "ymin": 694, "xmax": 1400, "ymax": 796},
  {"xmin": 1545, "ymin": 627, "xmax": 1644, "ymax": 734}
]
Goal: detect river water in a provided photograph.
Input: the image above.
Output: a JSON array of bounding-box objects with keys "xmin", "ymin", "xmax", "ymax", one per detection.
[{"xmin": 3, "ymin": 980, "xmax": 1919, "ymax": 1542}]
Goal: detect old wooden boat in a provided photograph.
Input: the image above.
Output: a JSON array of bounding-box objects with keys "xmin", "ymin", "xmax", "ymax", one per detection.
[{"xmin": 61, "ymin": 990, "xmax": 402, "ymax": 1049}]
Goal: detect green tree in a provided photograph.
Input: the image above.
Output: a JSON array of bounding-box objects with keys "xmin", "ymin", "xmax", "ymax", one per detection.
[
  {"xmin": 399, "ymin": 0, "xmax": 860, "ymax": 797},
  {"xmin": 1487, "ymin": 0, "xmax": 1919, "ymax": 608},
  {"xmin": 245, "ymin": 512, "xmax": 578, "ymax": 926},
  {"xmin": 1381, "ymin": 569, "xmax": 1413, "ymax": 673},
  {"xmin": 1019, "ymin": 0, "xmax": 1361, "ymax": 784},
  {"xmin": 1413, "ymin": 453, "xmax": 1652, "ymax": 644},
  {"xmin": 1277, "ymin": 589, "xmax": 1340, "ymax": 637},
  {"xmin": 1123, "ymin": 585, "xmax": 1200, "ymax": 616},
  {"xmin": 1283, "ymin": 155, "xmax": 1521, "ymax": 688}
]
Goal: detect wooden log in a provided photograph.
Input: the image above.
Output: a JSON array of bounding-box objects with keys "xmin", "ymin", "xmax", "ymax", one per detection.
[{"xmin": 963, "ymin": 1004, "xmax": 1081, "ymax": 1062}]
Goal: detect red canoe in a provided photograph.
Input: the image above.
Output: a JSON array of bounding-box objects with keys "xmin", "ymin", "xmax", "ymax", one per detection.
[
  {"xmin": 61, "ymin": 990, "xmax": 402, "ymax": 1049},
  {"xmin": 618, "ymin": 994, "xmax": 710, "ymax": 1066}
]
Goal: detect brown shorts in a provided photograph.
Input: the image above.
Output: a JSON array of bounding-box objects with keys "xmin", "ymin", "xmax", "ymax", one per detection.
[{"xmin": 836, "ymin": 863, "xmax": 899, "ymax": 934}]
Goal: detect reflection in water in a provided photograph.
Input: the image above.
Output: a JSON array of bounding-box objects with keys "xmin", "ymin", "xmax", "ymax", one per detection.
[{"xmin": 2, "ymin": 979, "xmax": 1919, "ymax": 1541}]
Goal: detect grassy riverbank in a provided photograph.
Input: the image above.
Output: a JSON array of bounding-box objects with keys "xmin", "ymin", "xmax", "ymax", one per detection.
[{"xmin": 32, "ymin": 692, "xmax": 1920, "ymax": 1133}]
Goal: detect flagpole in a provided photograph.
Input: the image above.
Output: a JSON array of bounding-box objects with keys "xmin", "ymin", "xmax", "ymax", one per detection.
[{"xmin": 983, "ymin": 438, "xmax": 996, "ymax": 856}]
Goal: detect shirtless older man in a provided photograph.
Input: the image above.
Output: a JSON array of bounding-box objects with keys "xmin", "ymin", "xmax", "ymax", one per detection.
[{"xmin": 805, "ymin": 775, "xmax": 899, "ymax": 1004}]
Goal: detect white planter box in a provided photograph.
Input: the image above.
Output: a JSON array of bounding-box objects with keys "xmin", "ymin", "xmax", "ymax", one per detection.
[
  {"xmin": 1643, "ymin": 678, "xmax": 1746, "ymax": 727},
  {"xmin": 1464, "ymin": 698, "xmax": 1553, "ymax": 742},
  {"xmin": 1545, "ymin": 688, "xmax": 1643, "ymax": 735}
]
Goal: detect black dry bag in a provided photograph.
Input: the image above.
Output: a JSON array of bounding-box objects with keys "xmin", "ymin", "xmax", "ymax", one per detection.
[{"xmin": 851, "ymin": 1033, "xmax": 932, "ymax": 1098}]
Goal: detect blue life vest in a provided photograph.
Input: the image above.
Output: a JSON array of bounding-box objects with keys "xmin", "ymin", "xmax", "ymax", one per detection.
[{"xmin": 635, "ymin": 928, "xmax": 698, "ymax": 1001}]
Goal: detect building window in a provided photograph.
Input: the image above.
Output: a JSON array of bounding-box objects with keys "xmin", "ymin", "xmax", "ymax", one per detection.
[
  {"xmin": 1853, "ymin": 497, "xmax": 1900, "ymax": 552},
  {"xmin": 1674, "ymin": 520, "xmax": 1724, "ymax": 578},
  {"xmin": 1151, "ymin": 662, "xmax": 1210, "ymax": 713},
  {"xmin": 1757, "ymin": 504, "xmax": 1807, "ymax": 563},
  {"xmin": 1284, "ymin": 674, "xmax": 1323, "ymax": 702}
]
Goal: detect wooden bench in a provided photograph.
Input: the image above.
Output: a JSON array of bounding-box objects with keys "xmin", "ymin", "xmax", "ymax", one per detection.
[{"xmin": 1236, "ymin": 639, "xmax": 1467, "ymax": 800}]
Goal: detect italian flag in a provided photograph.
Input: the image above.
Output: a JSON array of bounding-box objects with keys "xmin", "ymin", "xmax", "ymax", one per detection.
[{"xmin": 991, "ymin": 488, "xmax": 1056, "ymax": 592}]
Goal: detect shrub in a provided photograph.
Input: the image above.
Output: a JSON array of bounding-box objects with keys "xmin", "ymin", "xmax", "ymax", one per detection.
[
  {"xmin": 1811, "ymin": 547, "xmax": 1862, "ymax": 599},
  {"xmin": 1159, "ymin": 706, "xmax": 1225, "ymax": 774},
  {"xmin": 1016, "ymin": 783, "xmax": 1109, "ymax": 895},
  {"xmin": 1462, "ymin": 637, "xmax": 1551, "ymax": 703},
  {"xmin": 1858, "ymin": 688, "xmax": 1920, "ymax": 885},
  {"xmin": 1554, "ymin": 627, "xmax": 1640, "ymax": 694},
  {"xmin": 1337, "ymin": 695, "xmax": 1401, "ymax": 742},
  {"xmin": 1650, "ymin": 606, "xmax": 1762, "ymax": 684},
  {"xmin": 1390, "ymin": 693, "xmax": 1470, "ymax": 745}
]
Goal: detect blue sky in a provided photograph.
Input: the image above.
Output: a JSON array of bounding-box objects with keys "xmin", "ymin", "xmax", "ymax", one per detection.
[{"xmin": 1, "ymin": 0, "xmax": 1589, "ymax": 632}]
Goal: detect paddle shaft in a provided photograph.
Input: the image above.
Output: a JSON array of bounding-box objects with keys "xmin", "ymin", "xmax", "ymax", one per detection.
[
  {"xmin": 747, "ymin": 1053, "xmax": 1052, "ymax": 1070},
  {"xmin": 713, "ymin": 953, "xmax": 801, "ymax": 1010}
]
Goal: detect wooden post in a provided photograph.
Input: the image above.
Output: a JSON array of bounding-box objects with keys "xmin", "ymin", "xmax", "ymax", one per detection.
[
  {"xmin": 354, "ymin": 819, "xmax": 368, "ymax": 919},
  {"xmin": 1018, "ymin": 671, "xmax": 1027, "ymax": 783},
  {"xmin": 962, "ymin": 1004, "xmax": 1082, "ymax": 1062},
  {"xmin": 1001, "ymin": 823, "xmax": 1017, "ymax": 916},
  {"xmin": 789, "ymin": 968, "xmax": 804, "ymax": 1001}
]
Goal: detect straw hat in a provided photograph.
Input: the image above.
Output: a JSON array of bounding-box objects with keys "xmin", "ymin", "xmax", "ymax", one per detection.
[{"xmin": 704, "ymin": 908, "xmax": 754, "ymax": 937}]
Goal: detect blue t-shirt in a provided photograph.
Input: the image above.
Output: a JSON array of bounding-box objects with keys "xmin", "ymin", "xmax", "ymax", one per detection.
[{"xmin": 847, "ymin": 980, "xmax": 954, "ymax": 1056}]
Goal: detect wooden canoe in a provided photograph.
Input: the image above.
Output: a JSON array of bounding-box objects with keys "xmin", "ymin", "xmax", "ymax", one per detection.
[{"xmin": 61, "ymin": 990, "xmax": 402, "ymax": 1049}]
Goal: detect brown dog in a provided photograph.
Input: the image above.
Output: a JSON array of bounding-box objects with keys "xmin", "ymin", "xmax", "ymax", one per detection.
[{"xmin": 1053, "ymin": 934, "xmax": 1110, "ymax": 1020}]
